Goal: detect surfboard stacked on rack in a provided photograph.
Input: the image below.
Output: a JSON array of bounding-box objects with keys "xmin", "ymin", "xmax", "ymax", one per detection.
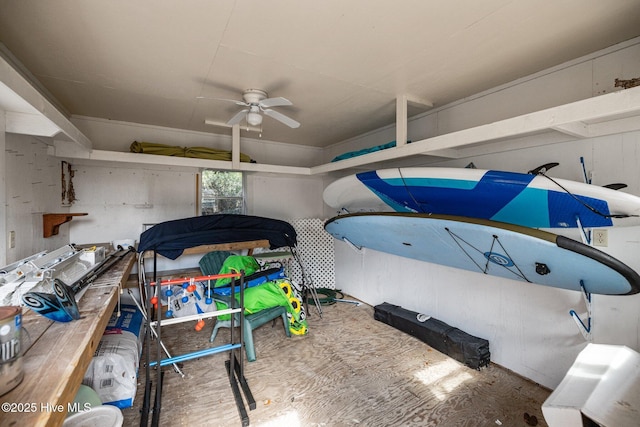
[{"xmin": 323, "ymin": 167, "xmax": 640, "ymax": 296}]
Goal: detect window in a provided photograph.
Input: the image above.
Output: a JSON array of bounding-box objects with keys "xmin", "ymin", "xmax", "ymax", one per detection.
[{"xmin": 200, "ymin": 170, "xmax": 245, "ymax": 215}]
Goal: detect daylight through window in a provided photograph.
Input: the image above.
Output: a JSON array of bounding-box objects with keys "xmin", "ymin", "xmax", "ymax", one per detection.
[{"xmin": 200, "ymin": 170, "xmax": 244, "ymax": 215}]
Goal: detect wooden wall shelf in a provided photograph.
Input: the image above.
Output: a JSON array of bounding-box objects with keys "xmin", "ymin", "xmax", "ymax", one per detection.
[{"xmin": 43, "ymin": 213, "xmax": 88, "ymax": 238}]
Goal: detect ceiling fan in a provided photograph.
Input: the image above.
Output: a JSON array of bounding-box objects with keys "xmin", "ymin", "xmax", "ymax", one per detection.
[{"xmin": 216, "ymin": 89, "xmax": 300, "ymax": 129}]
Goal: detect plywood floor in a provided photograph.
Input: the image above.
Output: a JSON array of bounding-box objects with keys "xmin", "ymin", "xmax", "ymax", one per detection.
[{"xmin": 123, "ymin": 296, "xmax": 550, "ymax": 427}]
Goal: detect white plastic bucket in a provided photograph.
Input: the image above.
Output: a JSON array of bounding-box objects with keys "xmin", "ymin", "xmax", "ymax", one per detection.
[{"xmin": 63, "ymin": 405, "xmax": 123, "ymax": 427}]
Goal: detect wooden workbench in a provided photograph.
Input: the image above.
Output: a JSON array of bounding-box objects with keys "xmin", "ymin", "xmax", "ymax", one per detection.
[{"xmin": 1, "ymin": 250, "xmax": 136, "ymax": 427}]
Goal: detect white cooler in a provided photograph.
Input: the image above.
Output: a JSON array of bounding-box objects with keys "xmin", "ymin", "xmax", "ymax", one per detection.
[{"xmin": 542, "ymin": 343, "xmax": 640, "ymax": 426}]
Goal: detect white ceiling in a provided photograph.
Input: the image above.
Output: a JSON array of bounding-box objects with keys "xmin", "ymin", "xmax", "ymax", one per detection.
[{"xmin": 1, "ymin": 0, "xmax": 640, "ymax": 148}]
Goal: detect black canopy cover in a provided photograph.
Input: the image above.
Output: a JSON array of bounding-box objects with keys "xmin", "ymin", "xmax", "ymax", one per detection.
[{"xmin": 138, "ymin": 214, "xmax": 297, "ymax": 260}]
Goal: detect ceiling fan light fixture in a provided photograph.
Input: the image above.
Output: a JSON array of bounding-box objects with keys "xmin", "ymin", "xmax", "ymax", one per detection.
[{"xmin": 247, "ymin": 111, "xmax": 262, "ymax": 126}]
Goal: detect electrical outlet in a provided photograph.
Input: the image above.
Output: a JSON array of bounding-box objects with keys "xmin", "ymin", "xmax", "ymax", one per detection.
[
  {"xmin": 9, "ymin": 231, "xmax": 15, "ymax": 248},
  {"xmin": 593, "ymin": 229, "xmax": 608, "ymax": 247}
]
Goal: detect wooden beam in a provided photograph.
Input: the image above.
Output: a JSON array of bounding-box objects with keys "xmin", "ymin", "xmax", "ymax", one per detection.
[
  {"xmin": 232, "ymin": 123, "xmax": 240, "ymax": 168},
  {"xmin": 5, "ymin": 111, "xmax": 60, "ymax": 137},
  {"xmin": 396, "ymin": 95, "xmax": 408, "ymax": 148},
  {"xmin": 0, "ymin": 44, "xmax": 92, "ymax": 150}
]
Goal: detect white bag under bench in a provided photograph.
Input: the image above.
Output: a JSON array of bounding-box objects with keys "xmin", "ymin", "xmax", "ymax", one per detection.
[{"xmin": 82, "ymin": 304, "xmax": 145, "ymax": 409}]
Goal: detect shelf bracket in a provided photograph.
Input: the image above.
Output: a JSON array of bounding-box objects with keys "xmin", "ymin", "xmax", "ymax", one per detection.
[{"xmin": 42, "ymin": 213, "xmax": 88, "ymax": 238}]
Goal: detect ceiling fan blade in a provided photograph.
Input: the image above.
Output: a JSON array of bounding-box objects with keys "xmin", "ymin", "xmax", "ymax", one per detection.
[
  {"xmin": 259, "ymin": 97, "xmax": 293, "ymax": 108},
  {"xmin": 196, "ymin": 96, "xmax": 247, "ymax": 106},
  {"xmin": 263, "ymin": 109, "xmax": 300, "ymax": 128},
  {"xmin": 226, "ymin": 109, "xmax": 249, "ymax": 126}
]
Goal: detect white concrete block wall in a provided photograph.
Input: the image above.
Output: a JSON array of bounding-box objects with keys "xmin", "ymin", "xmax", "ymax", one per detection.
[{"xmin": 3, "ymin": 133, "xmax": 68, "ymax": 262}]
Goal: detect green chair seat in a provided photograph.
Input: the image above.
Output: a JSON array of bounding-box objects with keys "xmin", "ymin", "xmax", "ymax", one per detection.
[{"xmin": 209, "ymin": 303, "xmax": 291, "ymax": 362}]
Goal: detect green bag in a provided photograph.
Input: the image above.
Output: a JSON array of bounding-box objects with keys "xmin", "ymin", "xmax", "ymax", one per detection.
[{"xmin": 215, "ymin": 255, "xmax": 260, "ymax": 287}]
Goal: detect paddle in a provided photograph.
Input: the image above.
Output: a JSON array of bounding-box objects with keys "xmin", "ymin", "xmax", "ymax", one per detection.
[{"xmin": 21, "ymin": 292, "xmax": 73, "ymax": 322}]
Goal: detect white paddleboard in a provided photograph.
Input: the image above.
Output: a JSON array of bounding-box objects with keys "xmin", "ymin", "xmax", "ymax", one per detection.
[
  {"xmin": 325, "ymin": 212, "xmax": 640, "ymax": 295},
  {"xmin": 323, "ymin": 168, "xmax": 640, "ymax": 229}
]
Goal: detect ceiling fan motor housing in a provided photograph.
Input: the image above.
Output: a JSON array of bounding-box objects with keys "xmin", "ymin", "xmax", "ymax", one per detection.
[{"xmin": 243, "ymin": 89, "xmax": 268, "ymax": 104}]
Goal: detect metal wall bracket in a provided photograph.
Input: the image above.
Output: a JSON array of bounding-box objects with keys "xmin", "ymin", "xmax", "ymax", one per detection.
[
  {"xmin": 575, "ymin": 215, "xmax": 591, "ymax": 245},
  {"xmin": 569, "ymin": 280, "xmax": 593, "ymax": 341}
]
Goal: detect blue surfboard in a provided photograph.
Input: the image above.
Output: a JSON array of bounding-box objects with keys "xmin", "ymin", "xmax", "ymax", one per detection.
[
  {"xmin": 323, "ymin": 168, "xmax": 640, "ymax": 229},
  {"xmin": 324, "ymin": 212, "xmax": 640, "ymax": 295}
]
